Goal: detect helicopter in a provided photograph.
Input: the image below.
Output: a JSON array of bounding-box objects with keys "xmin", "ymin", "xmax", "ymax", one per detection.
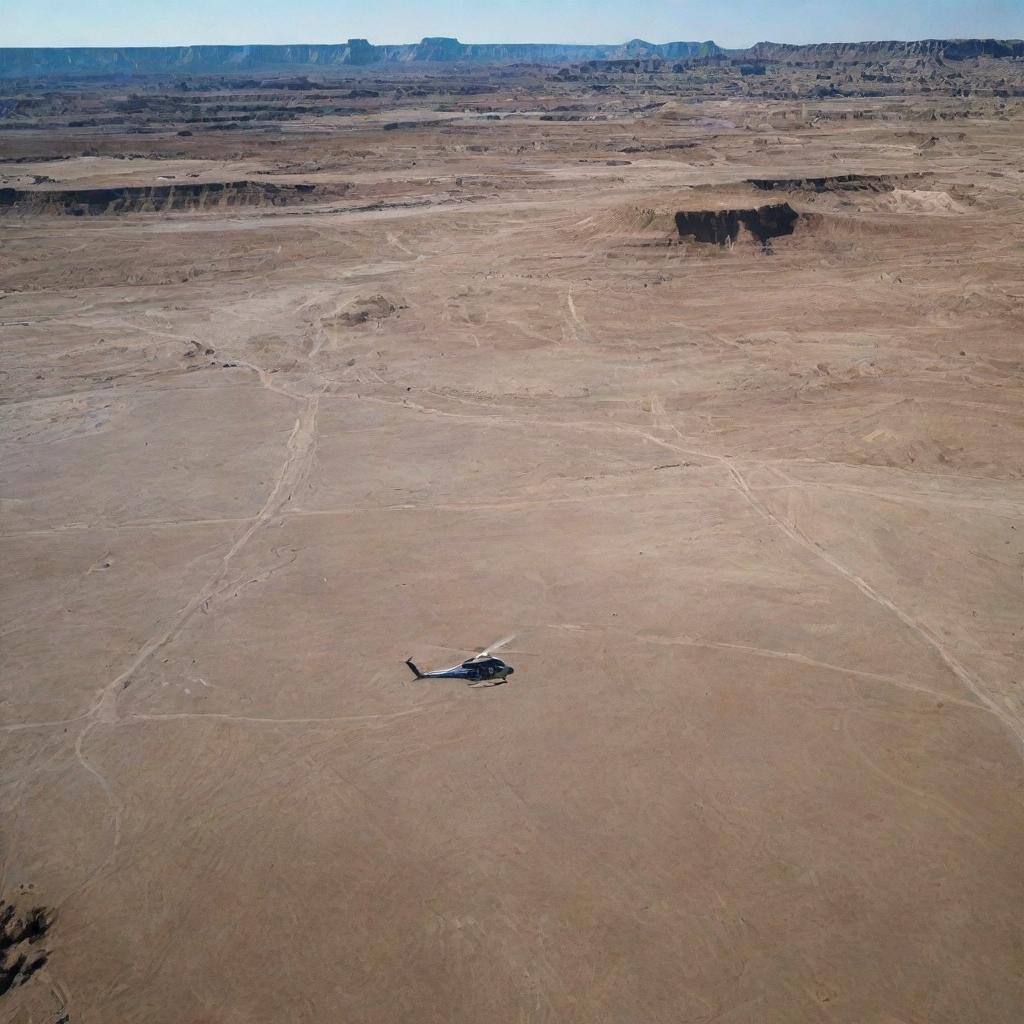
[{"xmin": 405, "ymin": 636, "xmax": 515, "ymax": 686}]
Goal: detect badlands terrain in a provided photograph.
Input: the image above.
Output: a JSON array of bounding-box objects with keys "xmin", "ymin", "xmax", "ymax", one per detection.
[{"xmin": 2, "ymin": 45, "xmax": 1024, "ymax": 1023}]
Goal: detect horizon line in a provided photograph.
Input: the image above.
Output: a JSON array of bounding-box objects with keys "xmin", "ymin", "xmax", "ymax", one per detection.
[{"xmin": 4, "ymin": 34, "xmax": 1023, "ymax": 50}]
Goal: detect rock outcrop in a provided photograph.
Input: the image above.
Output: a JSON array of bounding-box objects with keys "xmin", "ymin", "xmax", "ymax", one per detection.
[
  {"xmin": 0, "ymin": 181, "xmax": 340, "ymax": 214},
  {"xmin": 674, "ymin": 203, "xmax": 800, "ymax": 247},
  {"xmin": 744, "ymin": 38, "xmax": 1024, "ymax": 62}
]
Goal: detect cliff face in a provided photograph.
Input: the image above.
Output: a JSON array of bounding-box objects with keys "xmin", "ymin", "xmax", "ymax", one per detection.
[
  {"xmin": 0, "ymin": 181, "xmax": 348, "ymax": 214},
  {"xmin": 1, "ymin": 36, "xmax": 1021, "ymax": 79},
  {"xmin": 0, "ymin": 38, "xmax": 724, "ymax": 78},
  {"xmin": 0, "ymin": 44, "xmax": 378, "ymax": 79},
  {"xmin": 743, "ymin": 38, "xmax": 1024, "ymax": 61}
]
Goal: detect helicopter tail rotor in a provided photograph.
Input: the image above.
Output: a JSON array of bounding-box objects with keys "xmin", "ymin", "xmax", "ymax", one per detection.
[{"xmin": 404, "ymin": 658, "xmax": 424, "ymax": 679}]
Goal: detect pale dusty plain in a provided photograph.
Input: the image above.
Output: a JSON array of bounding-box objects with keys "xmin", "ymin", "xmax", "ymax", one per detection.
[{"xmin": 1, "ymin": 67, "xmax": 1024, "ymax": 1023}]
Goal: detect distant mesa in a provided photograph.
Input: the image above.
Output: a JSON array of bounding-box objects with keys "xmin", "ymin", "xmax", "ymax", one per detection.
[{"xmin": 3, "ymin": 36, "xmax": 1022, "ymax": 79}]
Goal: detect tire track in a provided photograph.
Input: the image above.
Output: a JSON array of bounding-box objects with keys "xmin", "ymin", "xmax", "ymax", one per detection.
[{"xmin": 55, "ymin": 390, "xmax": 322, "ymax": 905}]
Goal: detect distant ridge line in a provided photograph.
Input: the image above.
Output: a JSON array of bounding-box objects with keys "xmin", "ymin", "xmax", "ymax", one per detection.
[{"xmin": 2, "ymin": 37, "xmax": 1023, "ymax": 79}]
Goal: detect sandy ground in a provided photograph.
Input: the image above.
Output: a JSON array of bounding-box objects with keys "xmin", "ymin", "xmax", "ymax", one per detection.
[{"xmin": 2, "ymin": 85, "xmax": 1024, "ymax": 1023}]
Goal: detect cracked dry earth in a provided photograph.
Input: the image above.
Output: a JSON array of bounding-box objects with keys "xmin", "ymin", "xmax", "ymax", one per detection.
[{"xmin": 2, "ymin": 95, "xmax": 1024, "ymax": 1024}]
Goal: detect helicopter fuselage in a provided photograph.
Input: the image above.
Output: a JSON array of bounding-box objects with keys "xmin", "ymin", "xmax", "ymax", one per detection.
[{"xmin": 406, "ymin": 656, "xmax": 513, "ymax": 682}]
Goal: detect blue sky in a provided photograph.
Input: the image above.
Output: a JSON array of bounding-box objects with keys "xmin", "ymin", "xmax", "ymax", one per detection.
[{"xmin": 7, "ymin": 0, "xmax": 1024, "ymax": 48}]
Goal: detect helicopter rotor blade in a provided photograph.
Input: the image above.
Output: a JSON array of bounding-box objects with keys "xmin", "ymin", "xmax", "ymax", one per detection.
[{"xmin": 477, "ymin": 634, "xmax": 516, "ymax": 659}]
